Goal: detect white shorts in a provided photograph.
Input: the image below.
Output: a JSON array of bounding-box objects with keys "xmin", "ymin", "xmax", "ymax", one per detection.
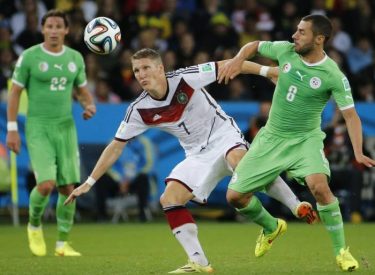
[{"xmin": 165, "ymin": 131, "xmax": 248, "ymax": 204}]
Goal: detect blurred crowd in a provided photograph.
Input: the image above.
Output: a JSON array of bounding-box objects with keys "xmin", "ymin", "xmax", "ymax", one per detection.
[{"xmin": 1, "ymin": 0, "xmax": 375, "ymax": 103}]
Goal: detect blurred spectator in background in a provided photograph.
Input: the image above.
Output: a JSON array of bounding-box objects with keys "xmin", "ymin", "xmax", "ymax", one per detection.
[
  {"xmin": 109, "ymin": 49, "xmax": 137, "ymax": 101},
  {"xmin": 162, "ymin": 50, "xmax": 177, "ymax": 71},
  {"xmin": 0, "ymin": 48, "xmax": 15, "ymax": 102},
  {"xmin": 10, "ymin": 0, "xmax": 46, "ymax": 40},
  {"xmin": 93, "ymin": 76, "xmax": 121, "ymax": 103},
  {"xmin": 244, "ymin": 100, "xmax": 271, "ymax": 143},
  {"xmin": 324, "ymin": 110, "xmax": 367, "ymax": 223},
  {"xmin": 94, "ymin": 135, "xmax": 157, "ymax": 222},
  {"xmin": 13, "ymin": 12, "xmax": 43, "ymax": 56},
  {"xmin": 329, "ymin": 17, "xmax": 352, "ymax": 55}
]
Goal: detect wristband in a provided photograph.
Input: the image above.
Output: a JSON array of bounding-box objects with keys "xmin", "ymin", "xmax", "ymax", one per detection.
[
  {"xmin": 7, "ymin": 121, "xmax": 18, "ymax": 131},
  {"xmin": 86, "ymin": 176, "xmax": 96, "ymax": 186},
  {"xmin": 259, "ymin": 66, "xmax": 270, "ymax": 77}
]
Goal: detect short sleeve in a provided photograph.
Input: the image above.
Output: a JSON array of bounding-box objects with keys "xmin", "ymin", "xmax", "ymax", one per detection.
[
  {"xmin": 12, "ymin": 53, "xmax": 29, "ymax": 87},
  {"xmin": 258, "ymin": 41, "xmax": 293, "ymax": 61},
  {"xmin": 167, "ymin": 62, "xmax": 217, "ymax": 90},
  {"xmin": 74, "ymin": 52, "xmax": 87, "ymax": 87},
  {"xmin": 115, "ymin": 106, "xmax": 148, "ymax": 141},
  {"xmin": 331, "ymin": 74, "xmax": 355, "ymax": 110}
]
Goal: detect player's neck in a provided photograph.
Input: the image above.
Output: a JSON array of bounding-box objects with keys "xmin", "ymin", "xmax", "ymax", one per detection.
[
  {"xmin": 148, "ymin": 78, "xmax": 168, "ymax": 100},
  {"xmin": 300, "ymin": 49, "xmax": 325, "ymax": 64},
  {"xmin": 42, "ymin": 42, "xmax": 64, "ymax": 53}
]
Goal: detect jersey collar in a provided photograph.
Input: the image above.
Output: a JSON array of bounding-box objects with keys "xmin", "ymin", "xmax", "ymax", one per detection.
[
  {"xmin": 300, "ymin": 52, "xmax": 327, "ymax": 66},
  {"xmin": 40, "ymin": 44, "xmax": 66, "ymax": 56}
]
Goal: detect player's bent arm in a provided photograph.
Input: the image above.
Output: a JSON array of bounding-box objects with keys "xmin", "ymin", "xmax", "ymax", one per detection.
[
  {"xmin": 218, "ymin": 41, "xmax": 260, "ymax": 84},
  {"xmin": 6, "ymin": 83, "xmax": 23, "ymax": 154},
  {"xmin": 342, "ymin": 107, "xmax": 375, "ymax": 167},
  {"xmin": 241, "ymin": 61, "xmax": 279, "ymax": 84},
  {"xmin": 90, "ymin": 139, "xmax": 127, "ymax": 181},
  {"xmin": 76, "ymin": 86, "xmax": 96, "ymax": 120},
  {"xmin": 64, "ymin": 139, "xmax": 128, "ymax": 205}
]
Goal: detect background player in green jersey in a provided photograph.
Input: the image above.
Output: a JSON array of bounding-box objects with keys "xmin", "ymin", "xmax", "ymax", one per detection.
[
  {"xmin": 6, "ymin": 10, "xmax": 96, "ymax": 257},
  {"xmin": 218, "ymin": 14, "xmax": 375, "ymax": 272}
]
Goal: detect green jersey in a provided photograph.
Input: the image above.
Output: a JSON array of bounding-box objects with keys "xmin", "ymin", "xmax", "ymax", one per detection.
[
  {"xmin": 12, "ymin": 44, "xmax": 87, "ymax": 122},
  {"xmin": 258, "ymin": 41, "xmax": 354, "ymax": 137}
]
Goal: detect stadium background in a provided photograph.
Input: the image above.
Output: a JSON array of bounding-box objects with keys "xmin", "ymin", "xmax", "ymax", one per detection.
[{"xmin": 0, "ymin": 0, "xmax": 375, "ymax": 223}]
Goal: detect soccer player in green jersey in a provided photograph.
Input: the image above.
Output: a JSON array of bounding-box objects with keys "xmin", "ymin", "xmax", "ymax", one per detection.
[
  {"xmin": 218, "ymin": 14, "xmax": 375, "ymax": 272},
  {"xmin": 6, "ymin": 10, "xmax": 96, "ymax": 257}
]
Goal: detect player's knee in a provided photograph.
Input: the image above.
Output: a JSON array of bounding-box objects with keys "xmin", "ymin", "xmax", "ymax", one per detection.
[
  {"xmin": 37, "ymin": 181, "xmax": 55, "ymax": 196},
  {"xmin": 57, "ymin": 184, "xmax": 75, "ymax": 196},
  {"xmin": 226, "ymin": 190, "xmax": 248, "ymax": 208},
  {"xmin": 309, "ymin": 182, "xmax": 334, "ymax": 204}
]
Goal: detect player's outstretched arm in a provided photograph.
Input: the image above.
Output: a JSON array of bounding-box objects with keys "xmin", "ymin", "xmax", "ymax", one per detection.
[
  {"xmin": 64, "ymin": 139, "xmax": 128, "ymax": 205},
  {"xmin": 6, "ymin": 84, "xmax": 23, "ymax": 154},
  {"xmin": 342, "ymin": 108, "xmax": 375, "ymax": 168},
  {"xmin": 218, "ymin": 41, "xmax": 260, "ymax": 84},
  {"xmin": 75, "ymin": 86, "xmax": 96, "ymax": 120},
  {"xmin": 241, "ymin": 61, "xmax": 279, "ymax": 84}
]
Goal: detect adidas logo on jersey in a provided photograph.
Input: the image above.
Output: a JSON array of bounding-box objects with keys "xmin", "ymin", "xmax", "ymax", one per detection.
[{"xmin": 153, "ymin": 114, "xmax": 161, "ymax": 121}]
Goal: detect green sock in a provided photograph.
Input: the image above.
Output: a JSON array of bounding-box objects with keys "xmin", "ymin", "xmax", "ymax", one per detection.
[
  {"xmin": 317, "ymin": 198, "xmax": 346, "ymax": 256},
  {"xmin": 236, "ymin": 196, "xmax": 277, "ymax": 234},
  {"xmin": 56, "ymin": 193, "xmax": 76, "ymax": 241},
  {"xmin": 29, "ymin": 187, "xmax": 50, "ymax": 226}
]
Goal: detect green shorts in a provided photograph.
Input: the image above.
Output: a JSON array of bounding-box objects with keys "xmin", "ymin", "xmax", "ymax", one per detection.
[
  {"xmin": 25, "ymin": 118, "xmax": 80, "ymax": 186},
  {"xmin": 228, "ymin": 127, "xmax": 330, "ymax": 193}
]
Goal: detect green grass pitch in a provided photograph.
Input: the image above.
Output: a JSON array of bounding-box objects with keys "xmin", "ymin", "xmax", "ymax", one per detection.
[{"xmin": 0, "ymin": 222, "xmax": 374, "ymax": 274}]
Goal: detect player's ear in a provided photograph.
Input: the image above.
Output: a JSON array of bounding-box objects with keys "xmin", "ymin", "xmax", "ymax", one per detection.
[{"xmin": 315, "ymin": 34, "xmax": 325, "ymax": 46}]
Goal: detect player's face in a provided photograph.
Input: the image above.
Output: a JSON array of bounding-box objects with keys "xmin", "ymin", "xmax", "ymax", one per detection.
[
  {"xmin": 292, "ymin": 20, "xmax": 315, "ymax": 56},
  {"xmin": 42, "ymin": 16, "xmax": 68, "ymax": 49},
  {"xmin": 132, "ymin": 58, "xmax": 164, "ymax": 91}
]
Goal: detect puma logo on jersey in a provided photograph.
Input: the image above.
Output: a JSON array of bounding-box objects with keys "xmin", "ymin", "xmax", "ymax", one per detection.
[
  {"xmin": 152, "ymin": 114, "xmax": 161, "ymax": 121},
  {"xmin": 54, "ymin": 64, "xmax": 63, "ymax": 70},
  {"xmin": 296, "ymin": 70, "xmax": 306, "ymax": 81}
]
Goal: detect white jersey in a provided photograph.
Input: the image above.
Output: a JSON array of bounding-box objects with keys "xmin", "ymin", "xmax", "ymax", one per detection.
[{"xmin": 115, "ymin": 62, "xmax": 244, "ymax": 156}]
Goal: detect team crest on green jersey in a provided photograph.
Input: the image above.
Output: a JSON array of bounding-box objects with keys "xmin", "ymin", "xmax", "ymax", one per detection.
[
  {"xmin": 310, "ymin": 77, "xmax": 321, "ymax": 89},
  {"xmin": 282, "ymin": 63, "xmax": 291, "ymax": 73},
  {"xmin": 39, "ymin": 62, "xmax": 48, "ymax": 72},
  {"xmin": 68, "ymin": 62, "xmax": 77, "ymax": 72},
  {"xmin": 177, "ymin": 92, "xmax": 188, "ymax": 104}
]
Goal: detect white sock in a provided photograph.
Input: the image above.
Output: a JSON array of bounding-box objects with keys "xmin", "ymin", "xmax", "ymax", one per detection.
[
  {"xmin": 56, "ymin": 241, "xmax": 65, "ymax": 248},
  {"xmin": 172, "ymin": 223, "xmax": 209, "ymax": 266},
  {"xmin": 266, "ymin": 176, "xmax": 300, "ymax": 213}
]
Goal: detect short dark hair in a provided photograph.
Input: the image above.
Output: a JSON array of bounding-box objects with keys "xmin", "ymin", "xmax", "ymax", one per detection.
[
  {"xmin": 41, "ymin": 9, "xmax": 69, "ymax": 27},
  {"xmin": 302, "ymin": 14, "xmax": 332, "ymax": 43},
  {"xmin": 131, "ymin": 48, "xmax": 162, "ymax": 63}
]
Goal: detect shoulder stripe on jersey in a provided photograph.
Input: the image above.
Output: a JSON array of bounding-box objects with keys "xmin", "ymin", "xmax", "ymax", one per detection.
[
  {"xmin": 165, "ymin": 66, "xmax": 199, "ymax": 78},
  {"xmin": 124, "ymin": 91, "xmax": 148, "ymax": 122}
]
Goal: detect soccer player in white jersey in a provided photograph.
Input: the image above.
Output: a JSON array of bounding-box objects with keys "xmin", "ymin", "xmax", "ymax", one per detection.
[
  {"xmin": 65, "ymin": 48, "xmax": 316, "ymax": 273},
  {"xmin": 219, "ymin": 14, "xmax": 375, "ymax": 272}
]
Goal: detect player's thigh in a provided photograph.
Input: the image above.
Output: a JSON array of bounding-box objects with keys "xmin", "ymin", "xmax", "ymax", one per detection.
[
  {"xmin": 229, "ymin": 129, "xmax": 286, "ymax": 193},
  {"xmin": 288, "ymin": 136, "xmax": 330, "ymax": 184},
  {"xmin": 55, "ymin": 122, "xmax": 80, "ymax": 186},
  {"xmin": 162, "ymin": 180, "xmax": 195, "ymax": 205},
  {"xmin": 26, "ymin": 123, "xmax": 57, "ymax": 184},
  {"xmin": 167, "ymin": 153, "xmax": 231, "ymax": 204}
]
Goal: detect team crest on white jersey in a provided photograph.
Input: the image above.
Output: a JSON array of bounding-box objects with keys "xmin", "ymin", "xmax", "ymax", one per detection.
[
  {"xmin": 68, "ymin": 62, "xmax": 77, "ymax": 72},
  {"xmin": 39, "ymin": 62, "xmax": 48, "ymax": 72},
  {"xmin": 177, "ymin": 92, "xmax": 188, "ymax": 104},
  {"xmin": 282, "ymin": 63, "xmax": 291, "ymax": 73},
  {"xmin": 310, "ymin": 77, "xmax": 321, "ymax": 89}
]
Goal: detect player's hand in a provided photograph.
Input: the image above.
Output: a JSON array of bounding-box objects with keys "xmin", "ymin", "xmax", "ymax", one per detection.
[
  {"xmin": 6, "ymin": 131, "xmax": 21, "ymax": 154},
  {"xmin": 218, "ymin": 57, "xmax": 244, "ymax": 84},
  {"xmin": 83, "ymin": 104, "xmax": 96, "ymax": 120},
  {"xmin": 355, "ymin": 154, "xmax": 375, "ymax": 168},
  {"xmin": 64, "ymin": 182, "xmax": 92, "ymax": 205}
]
